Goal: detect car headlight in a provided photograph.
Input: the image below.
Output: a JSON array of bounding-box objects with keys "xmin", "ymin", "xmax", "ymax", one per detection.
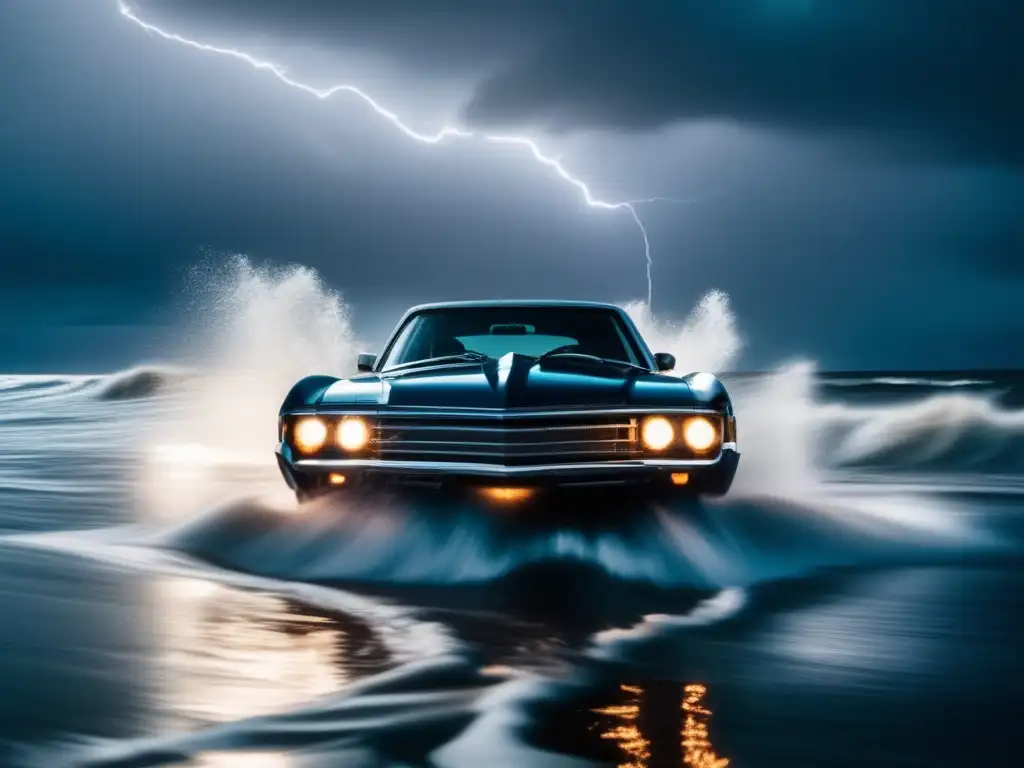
[
  {"xmin": 641, "ymin": 416, "xmax": 675, "ymax": 451},
  {"xmin": 682, "ymin": 416, "xmax": 717, "ymax": 452},
  {"xmin": 293, "ymin": 417, "xmax": 328, "ymax": 453},
  {"xmin": 337, "ymin": 417, "xmax": 370, "ymax": 452}
]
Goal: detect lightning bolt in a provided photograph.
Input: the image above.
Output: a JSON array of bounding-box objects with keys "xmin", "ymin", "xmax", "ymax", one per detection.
[{"xmin": 118, "ymin": 1, "xmax": 680, "ymax": 306}]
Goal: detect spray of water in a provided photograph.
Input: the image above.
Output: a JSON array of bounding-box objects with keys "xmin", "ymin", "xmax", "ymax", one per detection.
[
  {"xmin": 134, "ymin": 255, "xmax": 982, "ymax": 583},
  {"xmin": 622, "ymin": 290, "xmax": 743, "ymax": 375},
  {"xmin": 141, "ymin": 257, "xmax": 363, "ymax": 518},
  {"xmin": 622, "ymin": 291, "xmax": 821, "ymax": 498},
  {"xmin": 180, "ymin": 256, "xmax": 362, "ymax": 446},
  {"xmin": 141, "ymin": 258, "xmax": 826, "ymax": 514}
]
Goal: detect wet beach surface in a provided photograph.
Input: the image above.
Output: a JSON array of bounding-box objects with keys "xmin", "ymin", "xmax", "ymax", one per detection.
[{"xmin": 0, "ymin": 369, "xmax": 1021, "ymax": 766}]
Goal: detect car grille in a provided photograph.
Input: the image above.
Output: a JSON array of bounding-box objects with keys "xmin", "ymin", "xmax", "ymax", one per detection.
[{"xmin": 373, "ymin": 413, "xmax": 641, "ymax": 466}]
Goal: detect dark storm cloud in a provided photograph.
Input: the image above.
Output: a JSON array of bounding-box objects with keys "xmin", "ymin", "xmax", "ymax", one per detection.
[
  {"xmin": 132, "ymin": 0, "xmax": 587, "ymax": 71},
  {"xmin": 466, "ymin": 0, "xmax": 1023, "ymax": 162},
  {"xmin": 139, "ymin": 0, "xmax": 1023, "ymax": 162},
  {"xmin": 3, "ymin": 0, "xmax": 1022, "ymax": 371}
]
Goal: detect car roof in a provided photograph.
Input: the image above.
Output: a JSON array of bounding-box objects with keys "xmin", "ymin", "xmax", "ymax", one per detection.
[{"xmin": 403, "ymin": 299, "xmax": 626, "ymax": 313}]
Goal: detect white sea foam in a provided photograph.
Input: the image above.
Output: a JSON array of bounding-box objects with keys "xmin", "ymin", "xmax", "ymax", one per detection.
[
  {"xmin": 622, "ymin": 289, "xmax": 743, "ymax": 375},
  {"xmin": 823, "ymin": 393, "xmax": 1024, "ymax": 471}
]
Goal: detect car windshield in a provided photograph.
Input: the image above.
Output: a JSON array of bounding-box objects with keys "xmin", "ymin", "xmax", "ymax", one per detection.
[{"xmin": 379, "ymin": 306, "xmax": 648, "ymax": 371}]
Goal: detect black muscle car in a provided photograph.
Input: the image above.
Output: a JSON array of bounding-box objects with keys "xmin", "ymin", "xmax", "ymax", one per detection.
[{"xmin": 276, "ymin": 300, "xmax": 739, "ymax": 505}]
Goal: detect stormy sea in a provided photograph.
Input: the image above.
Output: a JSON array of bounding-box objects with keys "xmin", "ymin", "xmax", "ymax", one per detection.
[{"xmin": 1, "ymin": 262, "xmax": 1020, "ymax": 767}]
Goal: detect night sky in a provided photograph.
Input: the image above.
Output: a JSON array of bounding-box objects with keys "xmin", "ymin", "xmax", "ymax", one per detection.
[{"xmin": 1, "ymin": 0, "xmax": 1021, "ymax": 372}]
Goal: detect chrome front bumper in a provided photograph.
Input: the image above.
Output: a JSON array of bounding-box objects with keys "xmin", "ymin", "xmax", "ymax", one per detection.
[{"xmin": 277, "ymin": 443, "xmax": 740, "ymax": 494}]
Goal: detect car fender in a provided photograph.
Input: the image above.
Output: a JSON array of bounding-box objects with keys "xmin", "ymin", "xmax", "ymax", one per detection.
[
  {"xmin": 279, "ymin": 375, "xmax": 339, "ymax": 415},
  {"xmin": 680, "ymin": 371, "xmax": 732, "ymax": 411}
]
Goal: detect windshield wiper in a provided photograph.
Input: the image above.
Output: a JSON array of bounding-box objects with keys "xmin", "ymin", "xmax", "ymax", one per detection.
[
  {"xmin": 536, "ymin": 350, "xmax": 649, "ymax": 373},
  {"xmin": 386, "ymin": 351, "xmax": 490, "ymax": 372}
]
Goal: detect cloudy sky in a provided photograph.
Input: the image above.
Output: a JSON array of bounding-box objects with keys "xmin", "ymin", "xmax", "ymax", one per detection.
[{"xmin": 1, "ymin": 0, "xmax": 1021, "ymax": 371}]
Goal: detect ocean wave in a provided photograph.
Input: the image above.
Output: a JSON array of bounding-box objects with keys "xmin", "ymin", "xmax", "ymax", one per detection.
[
  {"xmin": 826, "ymin": 393, "xmax": 1024, "ymax": 472},
  {"xmin": 0, "ymin": 375, "xmax": 90, "ymax": 392},
  {"xmin": 18, "ymin": 652, "xmax": 498, "ymax": 768},
  {"xmin": 0, "ymin": 368, "xmax": 192, "ymax": 403},
  {"xmin": 154, "ymin": 485, "xmax": 982, "ymax": 592},
  {"xmin": 823, "ymin": 376, "xmax": 993, "ymax": 389},
  {"xmin": 589, "ymin": 587, "xmax": 748, "ymax": 659},
  {"xmin": 91, "ymin": 365, "xmax": 193, "ymax": 401},
  {"xmin": 0, "ymin": 375, "xmax": 99, "ymax": 404}
]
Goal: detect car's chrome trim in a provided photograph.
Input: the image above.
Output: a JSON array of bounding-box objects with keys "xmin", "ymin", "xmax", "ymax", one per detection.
[
  {"xmin": 293, "ymin": 453, "xmax": 731, "ymax": 475},
  {"xmin": 284, "ymin": 406, "xmax": 724, "ymax": 418},
  {"xmin": 374, "ymin": 422, "xmax": 636, "ymax": 433},
  {"xmin": 374, "ymin": 446, "xmax": 642, "ymax": 459},
  {"xmin": 377, "ymin": 440, "xmax": 636, "ymax": 452}
]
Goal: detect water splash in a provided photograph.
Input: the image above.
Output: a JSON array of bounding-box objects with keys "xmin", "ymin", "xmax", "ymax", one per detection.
[
  {"xmin": 140, "ymin": 259, "xmax": 758, "ymax": 518},
  {"xmin": 139, "ymin": 257, "xmax": 363, "ymax": 520},
  {"xmin": 178, "ymin": 255, "xmax": 362, "ymax": 442},
  {"xmin": 729, "ymin": 362, "xmax": 821, "ymax": 497},
  {"xmin": 622, "ymin": 289, "xmax": 743, "ymax": 375},
  {"xmin": 623, "ymin": 290, "xmax": 819, "ymax": 498},
  {"xmin": 124, "ymin": 258, "xmax": 987, "ymax": 581}
]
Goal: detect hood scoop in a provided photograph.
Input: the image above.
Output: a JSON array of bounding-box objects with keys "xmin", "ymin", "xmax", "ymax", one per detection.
[
  {"xmin": 495, "ymin": 352, "xmax": 537, "ymax": 407},
  {"xmin": 379, "ymin": 351, "xmax": 639, "ymax": 408}
]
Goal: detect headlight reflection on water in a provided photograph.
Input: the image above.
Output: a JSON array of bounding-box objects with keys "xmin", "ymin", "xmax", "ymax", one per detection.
[
  {"xmin": 151, "ymin": 578, "xmax": 389, "ymax": 731},
  {"xmin": 592, "ymin": 682, "xmax": 730, "ymax": 768},
  {"xmin": 594, "ymin": 685, "xmax": 651, "ymax": 766},
  {"xmin": 681, "ymin": 684, "xmax": 729, "ymax": 768}
]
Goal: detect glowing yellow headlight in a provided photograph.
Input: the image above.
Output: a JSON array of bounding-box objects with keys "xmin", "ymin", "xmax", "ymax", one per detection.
[
  {"xmin": 337, "ymin": 417, "xmax": 370, "ymax": 452},
  {"xmin": 641, "ymin": 416, "xmax": 675, "ymax": 451},
  {"xmin": 682, "ymin": 416, "xmax": 718, "ymax": 452},
  {"xmin": 293, "ymin": 417, "xmax": 328, "ymax": 453}
]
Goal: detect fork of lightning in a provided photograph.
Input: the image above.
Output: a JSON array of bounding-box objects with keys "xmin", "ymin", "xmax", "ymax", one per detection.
[{"xmin": 117, "ymin": 0, "xmax": 687, "ymax": 306}]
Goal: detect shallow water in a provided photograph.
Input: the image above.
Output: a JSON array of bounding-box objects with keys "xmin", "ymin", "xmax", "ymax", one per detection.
[
  {"xmin": 0, "ymin": 261, "xmax": 1018, "ymax": 767},
  {"xmin": 0, "ymin": 365, "xmax": 1020, "ymax": 767}
]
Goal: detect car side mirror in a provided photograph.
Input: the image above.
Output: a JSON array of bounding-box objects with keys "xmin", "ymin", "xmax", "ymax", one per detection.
[
  {"xmin": 654, "ymin": 352, "xmax": 676, "ymax": 372},
  {"xmin": 357, "ymin": 353, "xmax": 377, "ymax": 372}
]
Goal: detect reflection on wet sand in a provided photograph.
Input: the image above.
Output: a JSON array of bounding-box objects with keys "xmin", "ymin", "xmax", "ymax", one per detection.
[
  {"xmin": 593, "ymin": 682, "xmax": 729, "ymax": 768},
  {"xmin": 152, "ymin": 578, "xmax": 390, "ymax": 731}
]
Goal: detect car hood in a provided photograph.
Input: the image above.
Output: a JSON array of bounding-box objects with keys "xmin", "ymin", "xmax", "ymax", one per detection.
[{"xmin": 320, "ymin": 353, "xmax": 706, "ymax": 409}]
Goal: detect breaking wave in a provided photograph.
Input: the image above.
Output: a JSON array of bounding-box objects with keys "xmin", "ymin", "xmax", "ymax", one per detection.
[
  {"xmin": 825, "ymin": 393, "xmax": 1024, "ymax": 473},
  {"xmin": 823, "ymin": 376, "xmax": 993, "ymax": 389},
  {"xmin": 92, "ymin": 365, "xmax": 193, "ymax": 401},
  {"xmin": 0, "ymin": 368, "xmax": 191, "ymax": 405}
]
